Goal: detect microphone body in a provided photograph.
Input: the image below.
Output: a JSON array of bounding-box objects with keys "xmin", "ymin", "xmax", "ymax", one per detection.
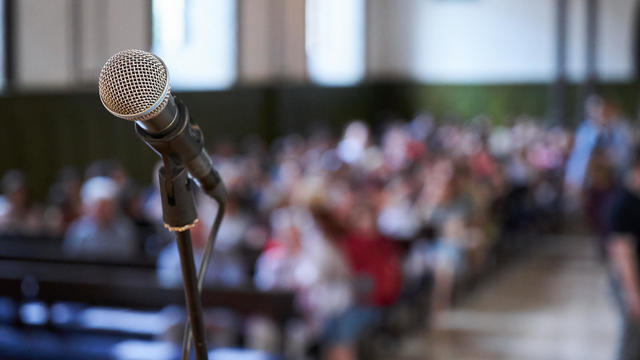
[
  {"xmin": 98, "ymin": 49, "xmax": 226, "ymax": 202},
  {"xmin": 134, "ymin": 96, "xmax": 226, "ymax": 203}
]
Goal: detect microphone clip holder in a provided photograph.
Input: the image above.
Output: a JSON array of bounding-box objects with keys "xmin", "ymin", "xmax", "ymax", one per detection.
[{"xmin": 158, "ymin": 164, "xmax": 198, "ymax": 232}]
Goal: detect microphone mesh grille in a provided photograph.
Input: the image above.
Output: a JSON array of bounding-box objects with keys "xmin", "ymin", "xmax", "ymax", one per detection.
[{"xmin": 98, "ymin": 49, "xmax": 171, "ymax": 121}]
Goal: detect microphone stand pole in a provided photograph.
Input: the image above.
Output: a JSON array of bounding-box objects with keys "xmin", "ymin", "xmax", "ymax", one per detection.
[{"xmin": 158, "ymin": 160, "xmax": 208, "ymax": 360}]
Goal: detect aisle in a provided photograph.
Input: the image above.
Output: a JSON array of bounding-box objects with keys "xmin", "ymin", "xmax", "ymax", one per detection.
[{"xmin": 420, "ymin": 236, "xmax": 619, "ymax": 360}]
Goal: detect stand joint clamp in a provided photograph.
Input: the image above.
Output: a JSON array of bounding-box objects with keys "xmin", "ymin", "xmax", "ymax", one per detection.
[{"xmin": 159, "ymin": 164, "xmax": 198, "ymax": 232}]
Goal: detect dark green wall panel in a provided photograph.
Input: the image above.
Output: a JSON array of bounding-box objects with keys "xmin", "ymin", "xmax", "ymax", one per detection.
[{"xmin": 0, "ymin": 82, "xmax": 636, "ymax": 200}]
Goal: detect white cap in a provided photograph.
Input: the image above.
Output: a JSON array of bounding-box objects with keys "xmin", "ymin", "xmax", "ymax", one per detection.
[{"xmin": 81, "ymin": 176, "xmax": 119, "ymax": 206}]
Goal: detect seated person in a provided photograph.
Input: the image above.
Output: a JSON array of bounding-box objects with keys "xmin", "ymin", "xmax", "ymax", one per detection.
[
  {"xmin": 46, "ymin": 167, "xmax": 82, "ymax": 235},
  {"xmin": 63, "ymin": 176, "xmax": 138, "ymax": 259},
  {"xmin": 323, "ymin": 203, "xmax": 402, "ymax": 360},
  {"xmin": 254, "ymin": 205, "xmax": 353, "ymax": 356},
  {"xmin": 255, "ymin": 205, "xmax": 352, "ymax": 320},
  {"xmin": 0, "ymin": 170, "xmax": 44, "ymax": 235}
]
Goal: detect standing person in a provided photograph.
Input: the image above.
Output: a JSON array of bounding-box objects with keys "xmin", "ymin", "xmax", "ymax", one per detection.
[
  {"xmin": 565, "ymin": 96, "xmax": 631, "ymax": 199},
  {"xmin": 585, "ymin": 143, "xmax": 617, "ymax": 256},
  {"xmin": 608, "ymin": 152, "xmax": 640, "ymax": 360}
]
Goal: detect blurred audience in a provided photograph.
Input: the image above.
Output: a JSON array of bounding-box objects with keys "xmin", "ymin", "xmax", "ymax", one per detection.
[{"xmin": 0, "ymin": 108, "xmax": 601, "ymax": 356}]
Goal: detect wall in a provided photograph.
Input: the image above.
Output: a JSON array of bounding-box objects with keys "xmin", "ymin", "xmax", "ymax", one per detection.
[
  {"xmin": 238, "ymin": 0, "xmax": 272, "ymax": 83},
  {"xmin": 78, "ymin": 0, "xmax": 149, "ymax": 84},
  {"xmin": 13, "ymin": 0, "xmax": 149, "ymax": 89},
  {"xmin": 239, "ymin": 0, "xmax": 306, "ymax": 83},
  {"xmin": 367, "ymin": 0, "xmax": 415, "ymax": 79},
  {"xmin": 593, "ymin": 0, "xmax": 636, "ymax": 80},
  {"xmin": 0, "ymin": 85, "xmax": 373, "ymax": 200},
  {"xmin": 15, "ymin": 0, "xmax": 74, "ymax": 88},
  {"xmin": 565, "ymin": 0, "xmax": 637, "ymax": 81}
]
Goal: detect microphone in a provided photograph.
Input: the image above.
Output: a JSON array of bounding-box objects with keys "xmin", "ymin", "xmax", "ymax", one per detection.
[{"xmin": 98, "ymin": 49, "xmax": 226, "ymax": 203}]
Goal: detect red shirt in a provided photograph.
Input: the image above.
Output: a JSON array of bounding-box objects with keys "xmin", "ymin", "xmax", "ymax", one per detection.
[{"xmin": 340, "ymin": 231, "xmax": 402, "ymax": 306}]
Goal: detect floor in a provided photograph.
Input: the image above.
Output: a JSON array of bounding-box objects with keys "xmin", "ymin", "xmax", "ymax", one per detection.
[{"xmin": 400, "ymin": 235, "xmax": 621, "ymax": 360}]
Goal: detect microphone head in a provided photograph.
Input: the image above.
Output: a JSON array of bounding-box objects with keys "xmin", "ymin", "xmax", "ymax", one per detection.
[{"xmin": 98, "ymin": 49, "xmax": 171, "ymax": 122}]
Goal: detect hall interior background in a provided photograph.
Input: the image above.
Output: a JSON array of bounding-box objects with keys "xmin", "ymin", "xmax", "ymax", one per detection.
[{"xmin": 1, "ymin": 0, "xmax": 637, "ymax": 199}]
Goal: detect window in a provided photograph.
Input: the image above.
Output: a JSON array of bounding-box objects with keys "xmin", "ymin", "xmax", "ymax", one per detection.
[
  {"xmin": 152, "ymin": 0, "xmax": 236, "ymax": 90},
  {"xmin": 411, "ymin": 0, "xmax": 555, "ymax": 83},
  {"xmin": 305, "ymin": 0, "xmax": 365, "ymax": 86}
]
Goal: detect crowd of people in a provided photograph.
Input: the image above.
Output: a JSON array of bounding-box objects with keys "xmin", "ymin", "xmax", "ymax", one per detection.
[{"xmin": 2, "ymin": 98, "xmax": 627, "ymax": 358}]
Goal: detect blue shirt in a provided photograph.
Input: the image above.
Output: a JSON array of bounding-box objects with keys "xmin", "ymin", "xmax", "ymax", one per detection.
[{"xmin": 64, "ymin": 215, "xmax": 138, "ymax": 259}]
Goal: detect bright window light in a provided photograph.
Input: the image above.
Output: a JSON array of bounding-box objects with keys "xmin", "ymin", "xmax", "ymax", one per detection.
[
  {"xmin": 152, "ymin": 0, "xmax": 236, "ymax": 90},
  {"xmin": 306, "ymin": 0, "xmax": 365, "ymax": 86}
]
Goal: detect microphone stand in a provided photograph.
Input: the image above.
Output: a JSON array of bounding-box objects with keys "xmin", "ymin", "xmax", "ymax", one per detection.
[{"xmin": 158, "ymin": 160, "xmax": 209, "ymax": 360}]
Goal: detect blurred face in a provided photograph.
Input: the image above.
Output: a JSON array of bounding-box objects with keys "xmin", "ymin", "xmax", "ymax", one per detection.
[
  {"xmin": 352, "ymin": 206, "xmax": 377, "ymax": 234},
  {"xmin": 125, "ymin": 194, "xmax": 143, "ymax": 219},
  {"xmin": 344, "ymin": 121, "xmax": 369, "ymax": 145},
  {"xmin": 110, "ymin": 168, "xmax": 128, "ymax": 188},
  {"xmin": 601, "ymin": 104, "xmax": 617, "ymax": 126},
  {"xmin": 276, "ymin": 225, "xmax": 302, "ymax": 253},
  {"xmin": 90, "ymin": 198, "xmax": 118, "ymax": 226},
  {"xmin": 443, "ymin": 216, "xmax": 466, "ymax": 241},
  {"xmin": 66, "ymin": 179, "xmax": 82, "ymax": 200},
  {"xmin": 628, "ymin": 166, "xmax": 640, "ymax": 192},
  {"xmin": 280, "ymin": 160, "xmax": 302, "ymax": 187},
  {"xmin": 586, "ymin": 99, "xmax": 604, "ymax": 124},
  {"xmin": 8, "ymin": 186, "xmax": 27, "ymax": 209}
]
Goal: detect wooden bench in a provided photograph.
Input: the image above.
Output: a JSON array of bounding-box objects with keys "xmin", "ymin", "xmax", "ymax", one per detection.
[
  {"xmin": 0, "ymin": 258, "xmax": 295, "ymax": 322},
  {"xmin": 0, "ymin": 256, "xmax": 297, "ymax": 359}
]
